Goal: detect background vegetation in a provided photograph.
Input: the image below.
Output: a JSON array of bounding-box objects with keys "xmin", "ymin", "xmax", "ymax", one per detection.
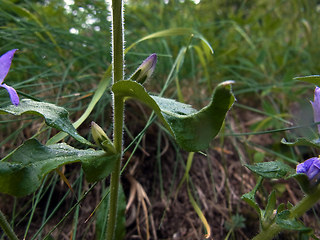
[{"xmin": 0, "ymin": 0, "xmax": 319, "ymax": 239}]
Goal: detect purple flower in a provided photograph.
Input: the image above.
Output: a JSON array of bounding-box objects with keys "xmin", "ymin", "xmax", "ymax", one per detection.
[
  {"xmin": 130, "ymin": 53, "xmax": 157, "ymax": 84},
  {"xmin": 311, "ymin": 87, "xmax": 320, "ymax": 133},
  {"xmin": 0, "ymin": 49, "xmax": 19, "ymax": 106},
  {"xmin": 296, "ymin": 157, "xmax": 320, "ymax": 182}
]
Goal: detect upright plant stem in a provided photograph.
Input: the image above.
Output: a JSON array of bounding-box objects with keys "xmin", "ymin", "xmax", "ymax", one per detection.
[
  {"xmin": 0, "ymin": 210, "xmax": 19, "ymax": 240},
  {"xmin": 106, "ymin": 0, "xmax": 124, "ymax": 239},
  {"xmin": 111, "ymin": 0, "xmax": 124, "ymax": 84}
]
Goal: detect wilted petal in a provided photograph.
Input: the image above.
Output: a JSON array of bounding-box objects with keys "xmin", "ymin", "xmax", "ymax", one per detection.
[
  {"xmin": 0, "ymin": 49, "xmax": 18, "ymax": 84},
  {"xmin": 1, "ymin": 83, "xmax": 19, "ymax": 106}
]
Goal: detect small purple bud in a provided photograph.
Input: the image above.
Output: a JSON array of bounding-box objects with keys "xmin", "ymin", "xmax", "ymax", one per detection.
[
  {"xmin": 0, "ymin": 49, "xmax": 20, "ymax": 106},
  {"xmin": 130, "ymin": 53, "xmax": 157, "ymax": 84},
  {"xmin": 311, "ymin": 87, "xmax": 320, "ymax": 133},
  {"xmin": 296, "ymin": 157, "xmax": 320, "ymax": 182}
]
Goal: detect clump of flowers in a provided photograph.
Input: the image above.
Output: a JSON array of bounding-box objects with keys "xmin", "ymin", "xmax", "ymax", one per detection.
[{"xmin": 0, "ymin": 49, "xmax": 19, "ymax": 106}]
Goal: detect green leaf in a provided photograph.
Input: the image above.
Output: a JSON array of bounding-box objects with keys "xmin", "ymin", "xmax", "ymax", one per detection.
[
  {"xmin": 245, "ymin": 161, "xmax": 294, "ymax": 179},
  {"xmin": 126, "ymin": 28, "xmax": 214, "ymax": 54},
  {"xmin": 241, "ymin": 191, "xmax": 261, "ymax": 217},
  {"xmin": 96, "ymin": 189, "xmax": 109, "ymax": 240},
  {"xmin": 81, "ymin": 153, "xmax": 119, "ymax": 183},
  {"xmin": 112, "ymin": 80, "xmax": 234, "ymax": 152},
  {"xmin": 287, "ymin": 202, "xmax": 294, "ymax": 210},
  {"xmin": 281, "ymin": 137, "xmax": 320, "ymax": 148},
  {"xmin": 276, "ymin": 203, "xmax": 286, "ymax": 214},
  {"xmin": 276, "ymin": 210, "xmax": 312, "ymax": 232},
  {"xmin": 0, "ymin": 139, "xmax": 117, "ymax": 197},
  {"xmin": 261, "ymin": 191, "xmax": 277, "ymax": 231},
  {"xmin": 292, "ymin": 173, "xmax": 316, "ymax": 194},
  {"xmin": 47, "ymin": 67, "xmax": 112, "ymax": 145},
  {"xmin": 96, "ymin": 185, "xmax": 126, "ymax": 240},
  {"xmin": 241, "ymin": 177, "xmax": 263, "ymax": 217},
  {"xmin": 111, "ymin": 80, "xmax": 173, "ymax": 133},
  {"xmin": 187, "ymin": 180, "xmax": 211, "ymax": 238},
  {"xmin": 0, "ymin": 99, "xmax": 93, "ymax": 146},
  {"xmin": 264, "ymin": 191, "xmax": 276, "ymax": 220},
  {"xmin": 294, "ymin": 75, "xmax": 320, "ymax": 85}
]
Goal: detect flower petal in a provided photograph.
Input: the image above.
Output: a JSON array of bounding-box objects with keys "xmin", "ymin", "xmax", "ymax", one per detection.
[
  {"xmin": 1, "ymin": 83, "xmax": 20, "ymax": 106},
  {"xmin": 0, "ymin": 49, "xmax": 18, "ymax": 84},
  {"xmin": 296, "ymin": 157, "xmax": 316, "ymax": 174},
  {"xmin": 307, "ymin": 162, "xmax": 320, "ymax": 181}
]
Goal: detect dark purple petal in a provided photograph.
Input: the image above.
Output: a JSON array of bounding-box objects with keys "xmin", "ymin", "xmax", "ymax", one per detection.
[
  {"xmin": 1, "ymin": 83, "xmax": 19, "ymax": 106},
  {"xmin": 0, "ymin": 49, "xmax": 18, "ymax": 84}
]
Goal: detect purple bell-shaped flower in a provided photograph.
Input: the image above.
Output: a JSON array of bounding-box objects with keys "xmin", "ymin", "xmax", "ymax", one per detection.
[{"xmin": 0, "ymin": 49, "xmax": 19, "ymax": 106}]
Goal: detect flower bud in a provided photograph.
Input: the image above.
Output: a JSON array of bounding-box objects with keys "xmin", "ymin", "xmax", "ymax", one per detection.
[
  {"xmin": 91, "ymin": 121, "xmax": 116, "ymax": 154},
  {"xmin": 311, "ymin": 87, "xmax": 320, "ymax": 133},
  {"xmin": 130, "ymin": 53, "xmax": 157, "ymax": 84}
]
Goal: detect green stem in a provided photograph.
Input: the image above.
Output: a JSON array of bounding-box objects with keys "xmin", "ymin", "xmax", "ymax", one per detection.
[
  {"xmin": 112, "ymin": 0, "xmax": 124, "ymax": 84},
  {"xmin": 253, "ymin": 184, "xmax": 320, "ymax": 240},
  {"xmin": 0, "ymin": 209, "xmax": 19, "ymax": 240},
  {"xmin": 252, "ymin": 223, "xmax": 281, "ymax": 240},
  {"xmin": 106, "ymin": 0, "xmax": 124, "ymax": 239},
  {"xmin": 106, "ymin": 97, "xmax": 124, "ymax": 240},
  {"xmin": 290, "ymin": 184, "xmax": 320, "ymax": 218}
]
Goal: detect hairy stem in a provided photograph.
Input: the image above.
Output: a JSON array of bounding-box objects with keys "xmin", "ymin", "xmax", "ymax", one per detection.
[
  {"xmin": 106, "ymin": 97, "xmax": 124, "ymax": 240},
  {"xmin": 253, "ymin": 184, "xmax": 320, "ymax": 240},
  {"xmin": 0, "ymin": 210, "xmax": 19, "ymax": 240},
  {"xmin": 106, "ymin": 0, "xmax": 124, "ymax": 239},
  {"xmin": 111, "ymin": 0, "xmax": 124, "ymax": 84}
]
